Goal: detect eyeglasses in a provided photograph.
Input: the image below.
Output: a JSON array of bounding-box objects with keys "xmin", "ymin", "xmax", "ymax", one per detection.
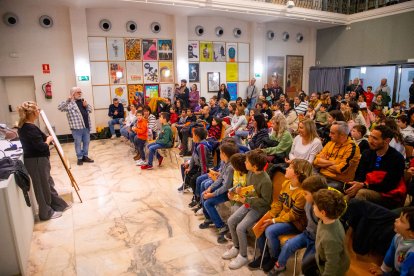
[{"xmin": 375, "ymin": 156, "xmax": 382, "ymax": 168}]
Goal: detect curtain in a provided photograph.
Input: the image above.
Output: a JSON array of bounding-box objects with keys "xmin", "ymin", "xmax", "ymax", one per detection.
[{"xmin": 309, "ymin": 67, "xmax": 345, "ymax": 95}]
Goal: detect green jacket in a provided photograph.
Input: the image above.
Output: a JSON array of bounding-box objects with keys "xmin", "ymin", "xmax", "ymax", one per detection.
[
  {"xmin": 156, "ymin": 124, "xmax": 173, "ymax": 147},
  {"xmin": 264, "ymin": 130, "xmax": 293, "ymax": 156}
]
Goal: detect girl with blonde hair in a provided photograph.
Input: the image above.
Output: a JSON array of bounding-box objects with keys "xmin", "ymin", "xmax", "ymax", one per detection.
[{"xmin": 17, "ymin": 101, "xmax": 69, "ymax": 220}]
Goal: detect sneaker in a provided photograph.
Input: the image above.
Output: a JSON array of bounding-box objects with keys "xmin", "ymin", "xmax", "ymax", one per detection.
[
  {"xmin": 158, "ymin": 156, "xmax": 164, "ymax": 166},
  {"xmin": 228, "ymin": 254, "xmax": 249, "ymax": 270},
  {"xmin": 110, "ymin": 135, "xmax": 116, "ymax": 139},
  {"xmin": 262, "ymin": 257, "xmax": 277, "ymax": 273},
  {"xmin": 50, "ymin": 211, "xmax": 62, "ymax": 219},
  {"xmin": 188, "ymin": 199, "xmax": 198, "ymax": 208},
  {"xmin": 140, "ymin": 165, "xmax": 153, "ymax": 170},
  {"xmin": 217, "ymin": 234, "xmax": 227, "ymax": 244},
  {"xmin": 195, "ymin": 207, "xmax": 204, "ymax": 216},
  {"xmin": 133, "ymin": 153, "xmax": 141, "ymax": 160},
  {"xmin": 218, "ymin": 225, "xmax": 229, "ymax": 234},
  {"xmin": 199, "ymin": 219, "xmax": 213, "ymax": 229},
  {"xmin": 177, "ymin": 184, "xmax": 185, "ymax": 191},
  {"xmin": 273, "ymin": 262, "xmax": 286, "ymax": 273},
  {"xmin": 77, "ymin": 159, "xmax": 83, "ymax": 166},
  {"xmin": 82, "ymin": 156, "xmax": 94, "ymax": 163},
  {"xmin": 136, "ymin": 159, "xmax": 147, "ymax": 166},
  {"xmin": 63, "ymin": 203, "xmax": 72, "ymax": 212},
  {"xmin": 222, "ymin": 246, "xmax": 239, "ymax": 260},
  {"xmin": 248, "ymin": 255, "xmax": 269, "ymax": 270}
]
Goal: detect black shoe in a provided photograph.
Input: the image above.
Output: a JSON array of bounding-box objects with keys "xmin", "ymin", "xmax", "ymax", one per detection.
[
  {"xmin": 193, "ymin": 205, "xmax": 202, "ymax": 213},
  {"xmin": 248, "ymin": 255, "xmax": 269, "ymax": 270},
  {"xmin": 82, "ymin": 156, "xmax": 94, "ymax": 163},
  {"xmin": 218, "ymin": 225, "xmax": 229, "ymax": 235},
  {"xmin": 217, "ymin": 234, "xmax": 227, "ymax": 244},
  {"xmin": 262, "ymin": 257, "xmax": 277, "ymax": 273},
  {"xmin": 177, "ymin": 184, "xmax": 185, "ymax": 191},
  {"xmin": 77, "ymin": 159, "xmax": 83, "ymax": 166},
  {"xmin": 199, "ymin": 220, "xmax": 213, "ymax": 229},
  {"xmin": 188, "ymin": 199, "xmax": 198, "ymax": 208}
]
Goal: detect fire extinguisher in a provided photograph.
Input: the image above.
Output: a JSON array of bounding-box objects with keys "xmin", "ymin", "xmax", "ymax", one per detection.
[{"xmin": 42, "ymin": 81, "xmax": 52, "ymax": 99}]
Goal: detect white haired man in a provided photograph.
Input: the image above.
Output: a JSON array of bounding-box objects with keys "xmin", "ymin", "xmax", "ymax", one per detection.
[{"xmin": 58, "ymin": 87, "xmax": 94, "ymax": 165}]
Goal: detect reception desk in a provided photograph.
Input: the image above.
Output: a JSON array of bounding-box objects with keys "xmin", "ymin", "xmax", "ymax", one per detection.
[{"xmin": 0, "ymin": 172, "xmax": 34, "ymax": 275}]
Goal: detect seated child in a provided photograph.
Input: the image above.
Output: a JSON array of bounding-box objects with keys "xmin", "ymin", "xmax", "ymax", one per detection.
[
  {"xmin": 228, "ymin": 153, "xmax": 249, "ymax": 213},
  {"xmin": 315, "ymin": 104, "xmax": 329, "ymax": 127},
  {"xmin": 199, "ymin": 143, "xmax": 239, "ymax": 243},
  {"xmin": 169, "ymin": 107, "xmax": 178, "ymax": 124},
  {"xmin": 132, "ymin": 110, "xmax": 148, "ymax": 166},
  {"xmin": 249, "ymin": 159, "xmax": 313, "ymax": 273},
  {"xmin": 369, "ymin": 207, "xmax": 414, "ymax": 276},
  {"xmin": 222, "ymin": 149, "xmax": 273, "ymax": 270},
  {"xmin": 207, "ymin": 117, "xmax": 222, "ymax": 141},
  {"xmin": 141, "ymin": 112, "xmax": 173, "ymax": 170},
  {"xmin": 313, "ymin": 189, "xmax": 350, "ymax": 276}
]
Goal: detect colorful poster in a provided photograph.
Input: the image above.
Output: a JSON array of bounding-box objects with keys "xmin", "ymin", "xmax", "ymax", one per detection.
[
  {"xmin": 227, "ymin": 83, "xmax": 238, "ymax": 101},
  {"xmin": 110, "ymin": 85, "xmax": 128, "ymax": 105},
  {"xmin": 107, "ymin": 38, "xmax": 125, "ymax": 61},
  {"xmin": 188, "ymin": 41, "xmax": 199, "ymax": 62},
  {"xmin": 226, "ymin": 43, "xmax": 238, "ymax": 62},
  {"xmin": 160, "ymin": 84, "xmax": 175, "ymax": 101},
  {"xmin": 189, "ymin": 63, "xmax": 199, "ymax": 82},
  {"xmin": 159, "ymin": 61, "xmax": 174, "ymax": 83},
  {"xmin": 143, "ymin": 62, "xmax": 159, "ymax": 83},
  {"xmin": 226, "ymin": 63, "xmax": 238, "ymax": 82},
  {"xmin": 286, "ymin": 55, "xmax": 304, "ymax": 93},
  {"xmin": 200, "ymin": 41, "xmax": 213, "ymax": 62},
  {"xmin": 144, "ymin": 84, "xmax": 159, "ymax": 99},
  {"xmin": 158, "ymin": 39, "xmax": 173, "ymax": 60},
  {"xmin": 109, "ymin": 62, "xmax": 126, "ymax": 84},
  {"xmin": 127, "ymin": 84, "xmax": 144, "ymax": 105},
  {"xmin": 213, "ymin": 42, "xmax": 226, "ymax": 62},
  {"xmin": 267, "ymin": 56, "xmax": 284, "ymax": 88},
  {"xmin": 126, "ymin": 62, "xmax": 143, "ymax": 84},
  {"xmin": 142, "ymin": 39, "xmax": 157, "ymax": 61},
  {"xmin": 125, "ymin": 39, "xmax": 141, "ymax": 61}
]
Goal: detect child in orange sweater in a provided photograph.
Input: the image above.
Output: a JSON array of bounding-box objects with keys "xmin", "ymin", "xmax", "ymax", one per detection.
[{"xmin": 132, "ymin": 110, "xmax": 148, "ymax": 166}]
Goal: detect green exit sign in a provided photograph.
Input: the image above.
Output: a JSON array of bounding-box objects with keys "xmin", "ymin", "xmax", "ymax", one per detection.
[
  {"xmin": 254, "ymin": 73, "xmax": 262, "ymax": 78},
  {"xmin": 78, "ymin": 76, "xmax": 90, "ymax": 81}
]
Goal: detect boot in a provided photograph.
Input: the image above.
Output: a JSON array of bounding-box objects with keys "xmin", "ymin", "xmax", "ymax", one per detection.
[{"xmin": 133, "ymin": 153, "xmax": 140, "ymax": 160}]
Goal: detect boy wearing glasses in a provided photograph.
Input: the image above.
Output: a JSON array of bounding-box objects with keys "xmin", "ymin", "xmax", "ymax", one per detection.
[{"xmin": 345, "ymin": 125, "xmax": 405, "ymax": 209}]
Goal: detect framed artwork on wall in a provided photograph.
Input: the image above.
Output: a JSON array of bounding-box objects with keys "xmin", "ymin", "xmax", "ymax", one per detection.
[
  {"xmin": 159, "ymin": 61, "xmax": 174, "ymax": 83},
  {"xmin": 88, "ymin": 37, "xmax": 107, "ymax": 61},
  {"xmin": 200, "ymin": 42, "xmax": 213, "ymax": 62},
  {"xmin": 142, "ymin": 39, "xmax": 158, "ymax": 61},
  {"xmin": 208, "ymin": 72, "xmax": 220, "ymax": 92},
  {"xmin": 160, "ymin": 84, "xmax": 175, "ymax": 101},
  {"xmin": 109, "ymin": 62, "xmax": 126, "ymax": 84},
  {"xmin": 125, "ymin": 39, "xmax": 141, "ymax": 61},
  {"xmin": 158, "ymin": 39, "xmax": 173, "ymax": 60},
  {"xmin": 127, "ymin": 84, "xmax": 144, "ymax": 106},
  {"xmin": 267, "ymin": 56, "xmax": 284, "ymax": 88},
  {"xmin": 189, "ymin": 63, "xmax": 199, "ymax": 82},
  {"xmin": 143, "ymin": 62, "xmax": 159, "ymax": 83},
  {"xmin": 227, "ymin": 83, "xmax": 238, "ymax": 101},
  {"xmin": 110, "ymin": 85, "xmax": 128, "ymax": 105},
  {"xmin": 213, "ymin": 42, "xmax": 226, "ymax": 62},
  {"xmin": 226, "ymin": 63, "xmax": 238, "ymax": 82},
  {"xmin": 126, "ymin": 62, "xmax": 143, "ymax": 84},
  {"xmin": 144, "ymin": 84, "xmax": 159, "ymax": 99},
  {"xmin": 286, "ymin": 55, "xmax": 304, "ymax": 94},
  {"xmin": 107, "ymin": 38, "xmax": 125, "ymax": 61},
  {"xmin": 226, "ymin": 43, "xmax": 238, "ymax": 62},
  {"xmin": 188, "ymin": 41, "xmax": 199, "ymax": 62}
]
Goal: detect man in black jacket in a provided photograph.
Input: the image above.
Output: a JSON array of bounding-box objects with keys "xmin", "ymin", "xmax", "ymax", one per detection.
[{"xmin": 108, "ymin": 98, "xmax": 124, "ymax": 139}]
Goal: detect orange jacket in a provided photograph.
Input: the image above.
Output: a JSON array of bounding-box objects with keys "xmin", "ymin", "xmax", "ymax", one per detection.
[{"xmin": 135, "ymin": 118, "xmax": 148, "ymax": 140}]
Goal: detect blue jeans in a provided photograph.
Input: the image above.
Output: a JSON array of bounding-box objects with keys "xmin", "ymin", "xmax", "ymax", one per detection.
[
  {"xmin": 134, "ymin": 136, "xmax": 146, "ymax": 160},
  {"xmin": 147, "ymin": 143, "xmax": 165, "ymax": 166},
  {"xmin": 257, "ymin": 222, "xmax": 299, "ymax": 258},
  {"xmin": 234, "ymin": 130, "xmax": 249, "ymax": 145},
  {"xmin": 120, "ymin": 125, "xmax": 130, "ymax": 138},
  {"xmin": 277, "ymin": 231, "xmax": 315, "ymax": 266},
  {"xmin": 203, "ymin": 192, "xmax": 228, "ymax": 228},
  {"xmin": 247, "ymin": 97, "xmax": 257, "ymax": 110},
  {"xmin": 71, "ymin": 128, "xmax": 90, "ymax": 160},
  {"xmin": 195, "ymin": 174, "xmax": 209, "ymax": 197},
  {"xmin": 108, "ymin": 118, "xmax": 124, "ymax": 135}
]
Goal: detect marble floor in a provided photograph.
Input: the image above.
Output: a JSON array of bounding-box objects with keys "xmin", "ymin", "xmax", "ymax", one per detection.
[{"xmin": 27, "ymin": 139, "xmax": 278, "ymax": 276}]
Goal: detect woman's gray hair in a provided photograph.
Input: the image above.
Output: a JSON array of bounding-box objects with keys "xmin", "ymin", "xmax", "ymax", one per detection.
[{"xmin": 332, "ymin": 121, "xmax": 349, "ymax": 135}]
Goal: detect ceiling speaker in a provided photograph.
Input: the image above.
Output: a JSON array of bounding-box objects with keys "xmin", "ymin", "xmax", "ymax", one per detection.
[
  {"xmin": 151, "ymin": 22, "xmax": 161, "ymax": 33},
  {"xmin": 215, "ymin": 26, "xmax": 224, "ymax": 37},
  {"xmin": 126, "ymin": 20, "xmax": 137, "ymax": 33},
  {"xmin": 39, "ymin": 15, "xmax": 53, "ymax": 28},
  {"xmin": 296, "ymin": 33, "xmax": 304, "ymax": 43},
  {"xmin": 3, "ymin": 12, "xmax": 19, "ymax": 26},
  {"xmin": 233, "ymin": 28, "xmax": 242, "ymax": 38},
  {"xmin": 267, "ymin": 30, "xmax": 275, "ymax": 40},
  {"xmin": 282, "ymin": 31, "xmax": 290, "ymax": 41},
  {"xmin": 99, "ymin": 19, "xmax": 111, "ymax": 31},
  {"xmin": 195, "ymin": 25, "xmax": 204, "ymax": 36}
]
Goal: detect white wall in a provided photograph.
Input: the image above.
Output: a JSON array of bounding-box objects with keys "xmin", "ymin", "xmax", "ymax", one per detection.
[
  {"xmin": 265, "ymin": 22, "xmax": 317, "ymax": 94},
  {"xmin": 0, "ymin": 1, "xmax": 76, "ymax": 134},
  {"xmin": 0, "ymin": 78, "xmax": 9, "ymax": 124}
]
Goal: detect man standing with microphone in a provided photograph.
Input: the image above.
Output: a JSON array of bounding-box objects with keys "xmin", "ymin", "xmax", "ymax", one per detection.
[{"xmin": 58, "ymin": 87, "xmax": 94, "ymax": 165}]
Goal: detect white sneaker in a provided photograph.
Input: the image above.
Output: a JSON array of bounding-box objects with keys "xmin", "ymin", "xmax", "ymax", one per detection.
[
  {"xmin": 110, "ymin": 135, "xmax": 116, "ymax": 139},
  {"xmin": 135, "ymin": 160, "xmax": 147, "ymax": 166},
  {"xmin": 222, "ymin": 246, "xmax": 239, "ymax": 260},
  {"xmin": 50, "ymin": 211, "xmax": 62, "ymax": 219},
  {"xmin": 228, "ymin": 254, "xmax": 249, "ymax": 270}
]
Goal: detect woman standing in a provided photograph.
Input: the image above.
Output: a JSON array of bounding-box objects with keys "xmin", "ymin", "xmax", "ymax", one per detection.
[
  {"xmin": 17, "ymin": 101, "xmax": 69, "ymax": 220},
  {"xmin": 189, "ymin": 84, "xmax": 200, "ymax": 112},
  {"xmin": 217, "ymin": 83, "xmax": 230, "ymax": 102}
]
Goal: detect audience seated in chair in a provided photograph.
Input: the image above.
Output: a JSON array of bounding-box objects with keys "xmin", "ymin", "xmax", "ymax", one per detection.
[{"xmin": 108, "ymin": 98, "xmax": 125, "ymax": 139}]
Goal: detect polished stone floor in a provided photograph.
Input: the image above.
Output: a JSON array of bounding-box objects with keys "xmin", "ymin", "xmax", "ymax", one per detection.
[{"xmin": 27, "ymin": 139, "xmax": 272, "ymax": 276}]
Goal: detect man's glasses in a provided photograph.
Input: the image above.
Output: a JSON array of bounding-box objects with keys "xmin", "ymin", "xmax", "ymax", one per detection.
[{"xmin": 375, "ymin": 156, "xmax": 382, "ymax": 168}]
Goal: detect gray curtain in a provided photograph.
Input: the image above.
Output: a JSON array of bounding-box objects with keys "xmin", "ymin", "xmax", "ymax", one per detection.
[{"xmin": 309, "ymin": 67, "xmax": 345, "ymax": 95}]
